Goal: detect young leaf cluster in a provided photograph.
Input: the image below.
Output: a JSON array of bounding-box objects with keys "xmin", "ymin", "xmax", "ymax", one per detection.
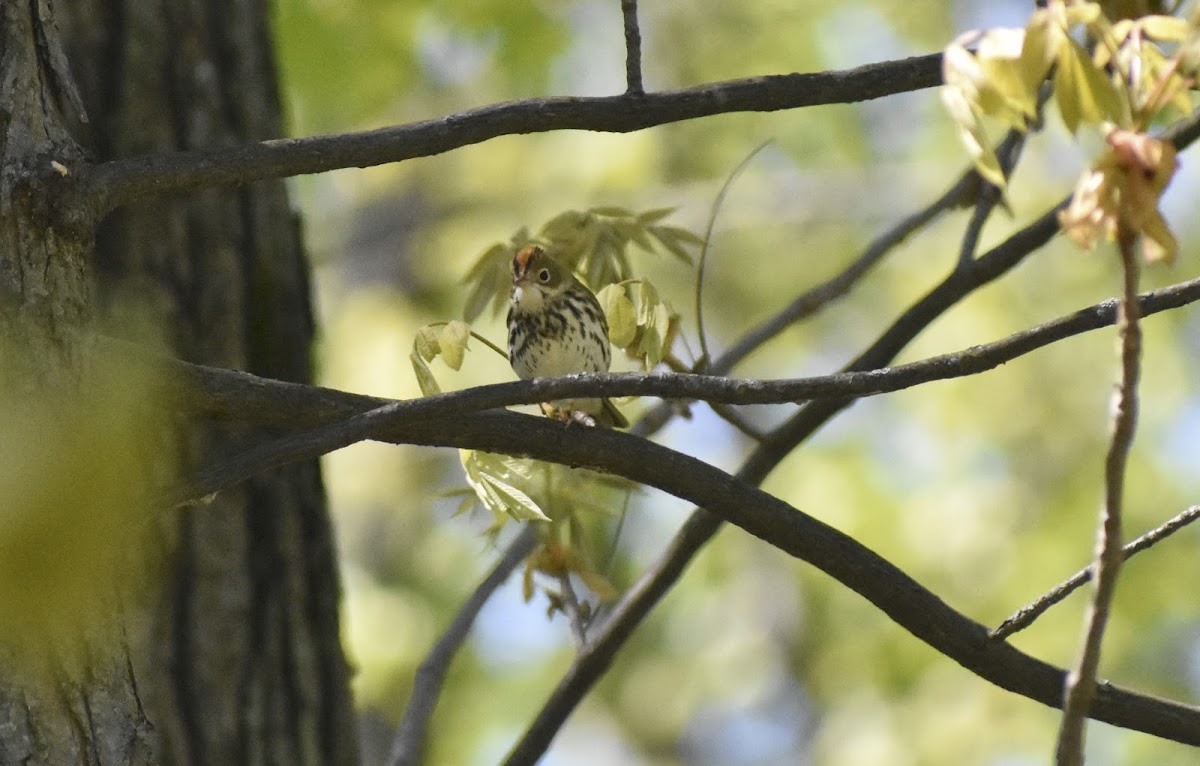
[
  {"xmin": 407, "ymin": 206, "xmax": 701, "ymax": 626},
  {"xmin": 461, "ymin": 206, "xmax": 702, "ymax": 322},
  {"xmin": 597, "ymin": 279, "xmax": 680, "ymax": 369},
  {"xmin": 943, "ymin": 1, "xmax": 1195, "ymax": 261}
]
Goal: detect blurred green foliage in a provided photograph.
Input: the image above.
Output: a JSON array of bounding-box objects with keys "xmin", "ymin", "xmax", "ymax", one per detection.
[
  {"xmin": 0, "ymin": 351, "xmax": 169, "ymax": 687},
  {"xmin": 276, "ymin": 0, "xmax": 1200, "ymax": 764}
]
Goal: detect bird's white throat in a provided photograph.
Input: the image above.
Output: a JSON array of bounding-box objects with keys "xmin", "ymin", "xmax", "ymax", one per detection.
[{"xmin": 512, "ymin": 284, "xmax": 547, "ymax": 313}]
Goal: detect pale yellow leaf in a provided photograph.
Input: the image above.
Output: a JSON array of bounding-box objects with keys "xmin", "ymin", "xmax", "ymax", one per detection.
[
  {"xmin": 481, "ymin": 473, "xmax": 549, "ymax": 521},
  {"xmin": 1140, "ymin": 211, "xmax": 1178, "ymax": 264},
  {"xmin": 414, "ymin": 325, "xmax": 441, "ymax": 362},
  {"xmin": 578, "ymin": 570, "xmax": 619, "ymax": 602},
  {"xmin": 1139, "ymin": 15, "xmax": 1189, "ymax": 42},
  {"xmin": 1019, "ymin": 13, "xmax": 1060, "ymax": 98},
  {"xmin": 438, "ymin": 320, "xmax": 471, "ymax": 370},
  {"xmin": 636, "ymin": 280, "xmax": 660, "ymax": 326},
  {"xmin": 597, "ymin": 284, "xmax": 637, "ymax": 348},
  {"xmin": 1056, "ymin": 39, "xmax": 1123, "ymax": 132},
  {"xmin": 409, "ymin": 350, "xmax": 442, "ymax": 396}
]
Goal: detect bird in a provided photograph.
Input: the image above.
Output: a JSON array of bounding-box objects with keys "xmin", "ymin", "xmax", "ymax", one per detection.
[{"xmin": 507, "ymin": 245, "xmax": 628, "ymax": 428}]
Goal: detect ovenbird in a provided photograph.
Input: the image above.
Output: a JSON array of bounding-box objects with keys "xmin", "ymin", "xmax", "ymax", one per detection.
[{"xmin": 507, "ymin": 245, "xmax": 628, "ymax": 428}]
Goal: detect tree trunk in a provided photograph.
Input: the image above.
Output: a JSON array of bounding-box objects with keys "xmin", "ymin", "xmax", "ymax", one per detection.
[
  {"xmin": 0, "ymin": 0, "xmax": 357, "ymax": 763},
  {"xmin": 0, "ymin": 2, "xmax": 157, "ymax": 763}
]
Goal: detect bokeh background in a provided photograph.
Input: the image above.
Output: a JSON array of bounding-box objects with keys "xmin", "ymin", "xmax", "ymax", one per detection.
[{"xmin": 271, "ymin": 1, "xmax": 1200, "ymax": 763}]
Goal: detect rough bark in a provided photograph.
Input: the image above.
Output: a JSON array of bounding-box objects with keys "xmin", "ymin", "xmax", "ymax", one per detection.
[
  {"xmin": 0, "ymin": 2, "xmax": 159, "ymax": 763},
  {"xmin": 0, "ymin": 0, "xmax": 360, "ymax": 763},
  {"xmin": 0, "ymin": 0, "xmax": 91, "ymax": 380}
]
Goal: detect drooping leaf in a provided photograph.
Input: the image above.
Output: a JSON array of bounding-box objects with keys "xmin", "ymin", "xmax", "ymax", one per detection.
[
  {"xmin": 410, "ymin": 350, "xmax": 442, "ymax": 396},
  {"xmin": 941, "ymin": 88, "xmax": 1006, "ymax": 187}
]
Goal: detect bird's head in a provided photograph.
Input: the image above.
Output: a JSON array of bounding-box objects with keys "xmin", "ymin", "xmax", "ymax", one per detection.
[{"xmin": 510, "ymin": 245, "xmax": 570, "ymax": 311}]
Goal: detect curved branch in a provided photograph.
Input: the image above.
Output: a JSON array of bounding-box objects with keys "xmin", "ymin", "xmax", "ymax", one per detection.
[
  {"xmin": 339, "ymin": 411, "xmax": 1200, "ymax": 749},
  {"xmin": 73, "ymin": 54, "xmax": 943, "ymax": 218},
  {"xmin": 141, "ymin": 286, "xmax": 1200, "ymax": 757}
]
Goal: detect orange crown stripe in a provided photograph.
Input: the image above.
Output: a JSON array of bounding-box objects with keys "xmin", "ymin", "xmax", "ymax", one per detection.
[{"xmin": 513, "ymin": 245, "xmax": 540, "ymax": 273}]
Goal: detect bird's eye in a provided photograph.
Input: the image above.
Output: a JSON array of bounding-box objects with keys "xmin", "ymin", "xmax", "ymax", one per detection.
[{"xmin": 538, "ymin": 268, "xmax": 551, "ymax": 283}]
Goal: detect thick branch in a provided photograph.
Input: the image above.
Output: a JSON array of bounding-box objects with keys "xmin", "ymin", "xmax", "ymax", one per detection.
[
  {"xmin": 72, "ymin": 54, "xmax": 943, "ymax": 218},
  {"xmin": 302, "ymin": 410, "xmax": 1200, "ymax": 747},
  {"xmin": 125, "ymin": 274, "xmax": 1200, "ymax": 439},
  {"xmin": 141, "ymin": 277, "xmax": 1200, "ymax": 756},
  {"xmin": 501, "ymin": 106, "xmax": 1200, "ymax": 760}
]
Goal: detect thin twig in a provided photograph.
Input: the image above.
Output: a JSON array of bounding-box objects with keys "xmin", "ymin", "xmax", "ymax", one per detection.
[
  {"xmin": 557, "ymin": 574, "xmax": 591, "ymax": 647},
  {"xmin": 694, "ymin": 140, "xmax": 772, "ymax": 370},
  {"xmin": 956, "ymin": 131, "xmax": 1018, "ymax": 268},
  {"xmin": 1055, "ymin": 224, "xmax": 1142, "ymax": 766},
  {"xmin": 992, "ymin": 506, "xmax": 1200, "ymax": 640},
  {"xmin": 707, "ymin": 401, "xmax": 766, "ymax": 441},
  {"xmin": 387, "ymin": 526, "xmax": 538, "ymax": 766},
  {"xmin": 698, "ymin": 128, "xmax": 1025, "ymax": 383},
  {"xmin": 620, "ymin": 0, "xmax": 643, "ymax": 95}
]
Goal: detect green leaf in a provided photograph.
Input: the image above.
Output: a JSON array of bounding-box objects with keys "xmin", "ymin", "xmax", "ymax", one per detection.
[
  {"xmin": 1056, "ymin": 39, "xmax": 1122, "ymax": 133},
  {"xmin": 452, "ymin": 494, "xmax": 477, "ymax": 518},
  {"xmin": 636, "ymin": 207, "xmax": 677, "ymax": 224},
  {"xmin": 654, "ymin": 225, "xmax": 705, "ymax": 246},
  {"xmin": 597, "ymin": 284, "xmax": 637, "ymax": 348},
  {"xmin": 648, "ymin": 225, "xmax": 702, "ymax": 264},
  {"xmin": 589, "ymin": 205, "xmax": 635, "ymax": 218},
  {"xmin": 462, "ymin": 244, "xmax": 511, "ymax": 322},
  {"xmin": 1019, "ymin": 13, "xmax": 1060, "ymax": 96},
  {"xmin": 461, "ymin": 451, "xmax": 549, "ymax": 522},
  {"xmin": 614, "ymin": 219, "xmax": 654, "ymax": 251},
  {"xmin": 942, "ymin": 88, "xmax": 1006, "ymax": 187},
  {"xmin": 1139, "ymin": 15, "xmax": 1189, "ymax": 42},
  {"xmin": 636, "ymin": 280, "xmax": 660, "ymax": 326},
  {"xmin": 481, "ymin": 473, "xmax": 549, "ymax": 521},
  {"xmin": 438, "ymin": 320, "xmax": 471, "ymax": 370},
  {"xmin": 974, "ymin": 28, "xmax": 1034, "ymax": 127},
  {"xmin": 540, "ymin": 209, "xmax": 588, "ymax": 239}
]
